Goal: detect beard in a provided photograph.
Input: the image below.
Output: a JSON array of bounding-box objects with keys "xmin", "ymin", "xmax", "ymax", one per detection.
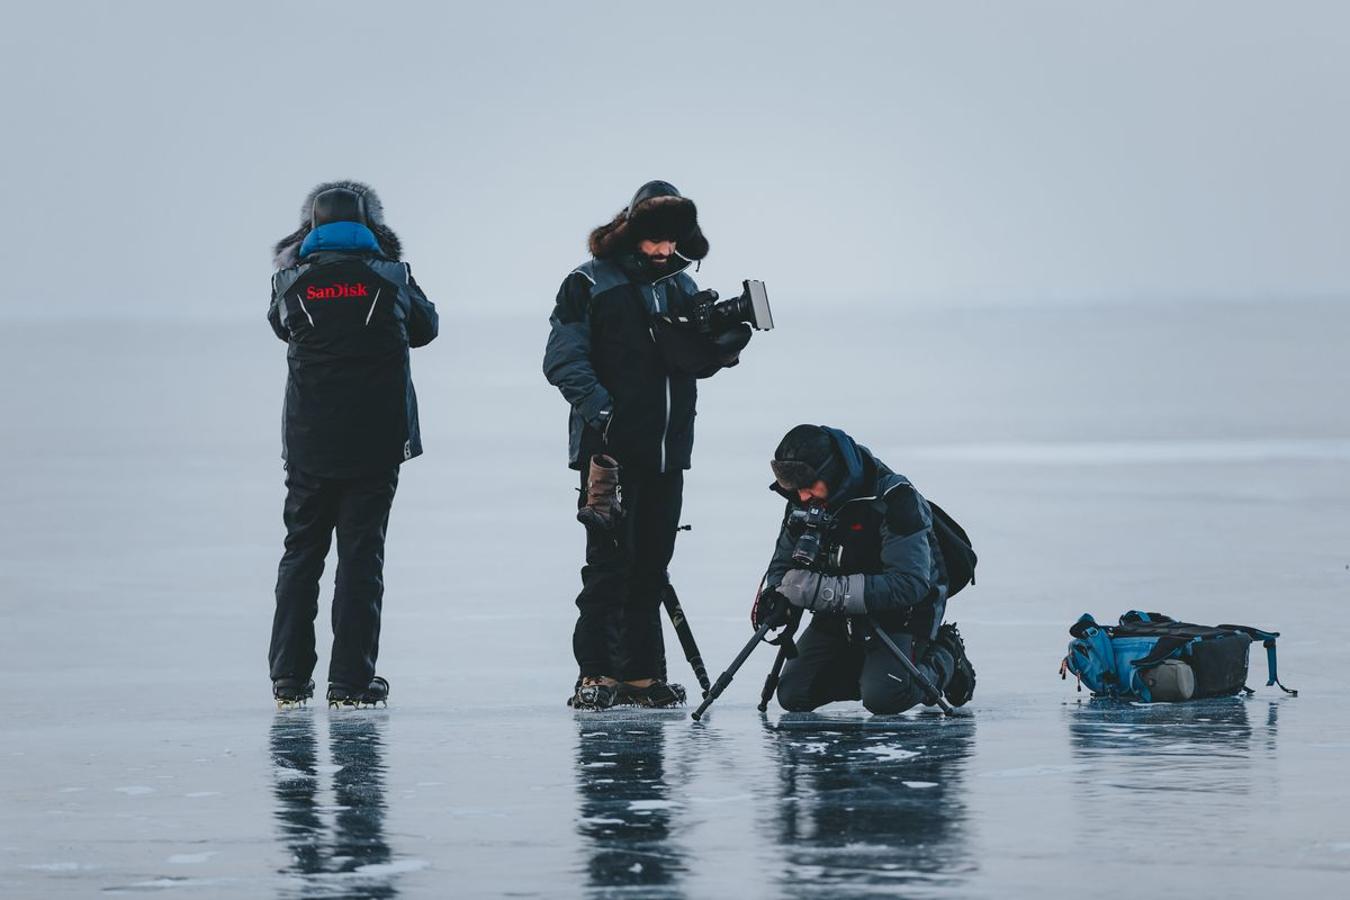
[{"xmin": 643, "ymin": 252, "xmax": 673, "ymax": 272}]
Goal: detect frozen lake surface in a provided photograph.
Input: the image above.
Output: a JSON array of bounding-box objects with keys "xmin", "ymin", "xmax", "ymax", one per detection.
[{"xmin": 2, "ymin": 300, "xmax": 1348, "ymax": 897}]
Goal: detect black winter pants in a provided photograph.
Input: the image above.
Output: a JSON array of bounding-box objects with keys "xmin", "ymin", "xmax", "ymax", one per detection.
[
  {"xmin": 776, "ymin": 615, "xmax": 953, "ymax": 715},
  {"xmin": 269, "ymin": 465, "xmax": 399, "ymax": 688},
  {"xmin": 573, "ymin": 465, "xmax": 683, "ymax": 681}
]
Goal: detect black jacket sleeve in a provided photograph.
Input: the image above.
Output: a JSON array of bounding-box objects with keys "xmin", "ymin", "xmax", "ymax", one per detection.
[
  {"xmin": 862, "ymin": 487, "xmax": 939, "ymax": 612},
  {"xmin": 404, "ymin": 265, "xmax": 438, "ymax": 348},
  {"xmin": 542, "ymin": 272, "xmax": 612, "ymax": 427},
  {"xmin": 267, "ymin": 273, "xmax": 288, "ymax": 342},
  {"xmin": 762, "ymin": 509, "xmax": 797, "ymax": 592}
]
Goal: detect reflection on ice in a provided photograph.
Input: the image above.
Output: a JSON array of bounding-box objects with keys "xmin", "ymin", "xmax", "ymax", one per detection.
[
  {"xmin": 759, "ymin": 715, "xmax": 977, "ymax": 894},
  {"xmin": 270, "ymin": 713, "xmax": 401, "ymax": 899},
  {"xmin": 573, "ymin": 717, "xmax": 687, "ymax": 898}
]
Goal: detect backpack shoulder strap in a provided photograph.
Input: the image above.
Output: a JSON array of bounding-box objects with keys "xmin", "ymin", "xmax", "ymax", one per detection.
[{"xmin": 1217, "ymin": 624, "xmax": 1298, "ymax": 696}]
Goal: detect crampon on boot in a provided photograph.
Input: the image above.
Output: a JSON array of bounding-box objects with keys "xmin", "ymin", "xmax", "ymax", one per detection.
[
  {"xmin": 933, "ymin": 623, "xmax": 976, "ymax": 707},
  {"xmin": 273, "ymin": 677, "xmax": 315, "ymax": 710},
  {"xmin": 617, "ymin": 679, "xmax": 687, "ymax": 709},
  {"xmin": 327, "ymin": 676, "xmax": 389, "ymax": 709},
  {"xmin": 568, "ymin": 677, "xmax": 619, "ymax": 711},
  {"xmin": 576, "ymin": 454, "xmax": 622, "ymax": 530}
]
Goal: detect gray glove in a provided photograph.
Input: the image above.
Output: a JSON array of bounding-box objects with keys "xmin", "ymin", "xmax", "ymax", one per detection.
[{"xmin": 778, "ymin": 570, "xmax": 866, "ymax": 615}]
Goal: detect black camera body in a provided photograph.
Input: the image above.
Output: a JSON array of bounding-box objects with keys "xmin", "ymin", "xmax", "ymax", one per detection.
[
  {"xmin": 671, "ymin": 280, "xmax": 775, "ymax": 334},
  {"xmin": 787, "ymin": 503, "xmax": 839, "ymax": 570}
]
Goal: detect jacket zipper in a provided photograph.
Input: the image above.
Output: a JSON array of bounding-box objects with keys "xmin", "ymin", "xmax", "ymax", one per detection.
[{"xmin": 650, "ymin": 282, "xmax": 671, "ymax": 473}]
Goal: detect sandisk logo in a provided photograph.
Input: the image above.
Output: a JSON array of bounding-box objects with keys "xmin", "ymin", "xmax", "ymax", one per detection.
[{"xmin": 306, "ymin": 282, "xmax": 370, "ymax": 300}]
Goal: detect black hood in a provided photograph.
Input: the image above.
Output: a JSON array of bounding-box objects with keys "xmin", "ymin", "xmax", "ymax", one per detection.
[
  {"xmin": 770, "ymin": 425, "xmax": 872, "ymax": 509},
  {"xmin": 272, "ymin": 179, "xmax": 403, "ymax": 269}
]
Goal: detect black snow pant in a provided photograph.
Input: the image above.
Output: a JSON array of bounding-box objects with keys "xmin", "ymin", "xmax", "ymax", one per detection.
[
  {"xmin": 269, "ymin": 465, "xmax": 399, "ymax": 689},
  {"xmin": 573, "ymin": 464, "xmax": 683, "ymax": 682},
  {"xmin": 776, "ymin": 615, "xmax": 954, "ymax": 715}
]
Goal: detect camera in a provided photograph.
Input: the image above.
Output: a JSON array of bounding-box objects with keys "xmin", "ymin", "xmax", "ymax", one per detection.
[
  {"xmin": 787, "ymin": 503, "xmax": 837, "ymax": 569},
  {"xmin": 671, "ymin": 280, "xmax": 775, "ymax": 334}
]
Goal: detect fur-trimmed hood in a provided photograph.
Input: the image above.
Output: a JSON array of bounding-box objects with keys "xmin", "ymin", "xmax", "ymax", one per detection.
[
  {"xmin": 587, "ymin": 180, "xmax": 709, "ymax": 262},
  {"xmin": 272, "ymin": 179, "xmax": 403, "ymax": 269}
]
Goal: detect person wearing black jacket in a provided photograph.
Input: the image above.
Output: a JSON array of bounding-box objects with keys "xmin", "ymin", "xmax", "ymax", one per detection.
[
  {"xmin": 267, "ymin": 180, "xmax": 438, "ymax": 709},
  {"xmin": 755, "ymin": 425, "xmax": 976, "ymax": 714},
  {"xmin": 543, "ymin": 181, "xmax": 752, "ymax": 710}
]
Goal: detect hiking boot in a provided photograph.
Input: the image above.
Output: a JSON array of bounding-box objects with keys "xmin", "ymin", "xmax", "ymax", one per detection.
[
  {"xmin": 617, "ymin": 679, "xmax": 687, "ymax": 709},
  {"xmin": 933, "ymin": 623, "xmax": 976, "ymax": 707},
  {"xmin": 568, "ymin": 677, "xmax": 619, "ymax": 711},
  {"xmin": 273, "ymin": 677, "xmax": 315, "ymax": 709},
  {"xmin": 577, "ymin": 454, "xmax": 622, "ymax": 530},
  {"xmin": 327, "ymin": 676, "xmax": 389, "ymax": 709}
]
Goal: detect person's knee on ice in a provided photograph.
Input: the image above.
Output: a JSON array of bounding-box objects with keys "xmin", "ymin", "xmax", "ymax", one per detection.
[{"xmin": 775, "ymin": 668, "xmax": 820, "ymax": 712}]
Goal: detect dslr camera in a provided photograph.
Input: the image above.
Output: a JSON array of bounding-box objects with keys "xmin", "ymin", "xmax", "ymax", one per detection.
[
  {"xmin": 668, "ymin": 280, "xmax": 775, "ymax": 334},
  {"xmin": 787, "ymin": 503, "xmax": 839, "ymax": 570}
]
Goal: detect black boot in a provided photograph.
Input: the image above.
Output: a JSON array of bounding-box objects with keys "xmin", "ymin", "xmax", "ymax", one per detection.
[
  {"xmin": 931, "ymin": 623, "xmax": 976, "ymax": 707},
  {"xmin": 273, "ymin": 677, "xmax": 315, "ymax": 709},
  {"xmin": 327, "ymin": 676, "xmax": 389, "ymax": 709},
  {"xmin": 617, "ymin": 679, "xmax": 687, "ymax": 709},
  {"xmin": 568, "ymin": 677, "xmax": 619, "ymax": 711}
]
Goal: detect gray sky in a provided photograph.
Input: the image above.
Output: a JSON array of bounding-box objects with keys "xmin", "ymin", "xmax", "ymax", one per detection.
[{"xmin": 1, "ymin": 1, "xmax": 1347, "ymax": 317}]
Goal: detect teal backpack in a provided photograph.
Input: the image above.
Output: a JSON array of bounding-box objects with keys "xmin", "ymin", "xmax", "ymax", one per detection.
[{"xmin": 1061, "ymin": 611, "xmax": 1297, "ymax": 702}]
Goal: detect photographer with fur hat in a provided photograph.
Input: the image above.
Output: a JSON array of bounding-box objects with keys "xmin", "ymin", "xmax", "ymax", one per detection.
[
  {"xmin": 755, "ymin": 425, "xmax": 977, "ymax": 714},
  {"xmin": 266, "ymin": 180, "xmax": 438, "ymax": 710},
  {"xmin": 543, "ymin": 180, "xmax": 755, "ymax": 710}
]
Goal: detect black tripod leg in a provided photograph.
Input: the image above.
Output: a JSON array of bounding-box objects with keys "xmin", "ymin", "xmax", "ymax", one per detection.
[
  {"xmin": 757, "ymin": 609, "xmax": 802, "ymax": 712},
  {"xmin": 691, "ymin": 620, "xmax": 777, "ymax": 721},
  {"xmin": 866, "ymin": 615, "xmax": 961, "ymax": 717},
  {"xmin": 662, "ymin": 586, "xmax": 712, "ymax": 695}
]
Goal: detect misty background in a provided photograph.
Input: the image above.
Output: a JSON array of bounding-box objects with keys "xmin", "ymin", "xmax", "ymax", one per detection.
[{"xmin": 1, "ymin": 1, "xmax": 1348, "ymax": 317}]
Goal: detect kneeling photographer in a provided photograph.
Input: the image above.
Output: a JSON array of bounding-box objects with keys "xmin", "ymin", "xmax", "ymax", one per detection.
[{"xmin": 755, "ymin": 426, "xmax": 977, "ymax": 714}]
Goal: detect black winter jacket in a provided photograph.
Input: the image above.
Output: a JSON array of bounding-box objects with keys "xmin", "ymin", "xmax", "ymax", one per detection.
[
  {"xmin": 762, "ymin": 429, "xmax": 950, "ymax": 638},
  {"xmin": 268, "ymin": 248, "xmax": 438, "ymax": 478},
  {"xmin": 543, "ymin": 256, "xmax": 727, "ymax": 472}
]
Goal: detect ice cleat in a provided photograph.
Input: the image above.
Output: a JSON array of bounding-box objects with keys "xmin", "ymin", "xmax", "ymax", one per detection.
[
  {"xmin": 617, "ymin": 679, "xmax": 687, "ymax": 709},
  {"xmin": 273, "ymin": 677, "xmax": 315, "ymax": 710},
  {"xmin": 932, "ymin": 623, "xmax": 976, "ymax": 707},
  {"xmin": 568, "ymin": 677, "xmax": 619, "ymax": 711},
  {"xmin": 327, "ymin": 675, "xmax": 389, "ymax": 709}
]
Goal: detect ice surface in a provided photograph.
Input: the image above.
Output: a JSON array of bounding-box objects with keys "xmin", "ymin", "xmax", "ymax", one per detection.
[{"xmin": 2, "ymin": 301, "xmax": 1349, "ymax": 897}]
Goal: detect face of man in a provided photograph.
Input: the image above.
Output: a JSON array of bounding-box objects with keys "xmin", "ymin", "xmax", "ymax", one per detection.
[
  {"xmin": 797, "ymin": 480, "xmax": 829, "ymax": 504},
  {"xmin": 637, "ymin": 238, "xmax": 677, "ymax": 273}
]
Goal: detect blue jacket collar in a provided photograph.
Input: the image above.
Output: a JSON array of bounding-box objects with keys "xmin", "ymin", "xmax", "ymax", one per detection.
[{"xmin": 299, "ymin": 221, "xmax": 381, "ymax": 258}]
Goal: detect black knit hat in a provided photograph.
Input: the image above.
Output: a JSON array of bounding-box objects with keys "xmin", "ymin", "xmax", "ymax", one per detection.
[{"xmin": 771, "ymin": 425, "xmax": 845, "ymax": 491}]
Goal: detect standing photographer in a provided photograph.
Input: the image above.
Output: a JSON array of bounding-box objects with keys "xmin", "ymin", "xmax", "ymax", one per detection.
[
  {"xmin": 544, "ymin": 180, "xmax": 754, "ymax": 710},
  {"xmin": 755, "ymin": 425, "xmax": 977, "ymax": 714},
  {"xmin": 266, "ymin": 181, "xmax": 438, "ymax": 709}
]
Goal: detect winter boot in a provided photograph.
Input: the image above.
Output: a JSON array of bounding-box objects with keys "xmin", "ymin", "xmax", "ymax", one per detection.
[
  {"xmin": 327, "ymin": 676, "xmax": 389, "ymax": 709},
  {"xmin": 617, "ymin": 679, "xmax": 687, "ymax": 709},
  {"xmin": 273, "ymin": 677, "xmax": 315, "ymax": 709},
  {"xmin": 568, "ymin": 677, "xmax": 619, "ymax": 711},
  {"xmin": 576, "ymin": 454, "xmax": 622, "ymax": 530},
  {"xmin": 931, "ymin": 623, "xmax": 976, "ymax": 707}
]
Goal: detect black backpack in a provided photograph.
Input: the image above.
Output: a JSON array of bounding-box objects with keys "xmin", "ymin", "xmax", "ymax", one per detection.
[{"xmin": 928, "ymin": 500, "xmax": 977, "ymax": 598}]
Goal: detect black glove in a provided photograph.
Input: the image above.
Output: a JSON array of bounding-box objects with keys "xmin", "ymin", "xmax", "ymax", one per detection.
[
  {"xmin": 752, "ymin": 587, "xmax": 790, "ymax": 629},
  {"xmin": 710, "ymin": 322, "xmax": 752, "ymax": 365}
]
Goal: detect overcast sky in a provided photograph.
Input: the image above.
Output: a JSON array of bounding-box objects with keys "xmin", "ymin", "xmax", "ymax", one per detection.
[{"xmin": 1, "ymin": 1, "xmax": 1347, "ymax": 317}]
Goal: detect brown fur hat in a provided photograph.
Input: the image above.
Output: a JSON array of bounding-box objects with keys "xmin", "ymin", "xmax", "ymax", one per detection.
[{"xmin": 587, "ymin": 180, "xmax": 709, "ymax": 261}]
